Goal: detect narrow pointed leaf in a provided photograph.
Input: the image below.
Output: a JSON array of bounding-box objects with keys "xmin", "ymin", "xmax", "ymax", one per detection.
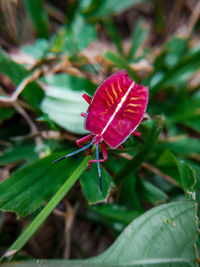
[
  {"xmin": 128, "ymin": 19, "xmax": 149, "ymax": 60},
  {"xmin": 22, "ymin": 0, "xmax": 49, "ymax": 39}
]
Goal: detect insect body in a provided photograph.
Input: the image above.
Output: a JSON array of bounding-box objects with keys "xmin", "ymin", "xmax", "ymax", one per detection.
[{"xmin": 53, "ymin": 70, "xmax": 148, "ymax": 191}]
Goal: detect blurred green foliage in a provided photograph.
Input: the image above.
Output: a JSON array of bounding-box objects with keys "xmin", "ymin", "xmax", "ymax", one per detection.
[{"xmin": 0, "ymin": 0, "xmax": 199, "ymax": 265}]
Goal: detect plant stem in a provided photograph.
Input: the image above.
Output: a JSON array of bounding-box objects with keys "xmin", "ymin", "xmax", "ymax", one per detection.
[{"xmin": 2, "ymin": 154, "xmax": 92, "ymax": 260}]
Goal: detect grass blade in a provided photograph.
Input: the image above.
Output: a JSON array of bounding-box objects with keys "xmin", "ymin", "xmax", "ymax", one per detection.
[
  {"xmin": 22, "ymin": 0, "xmax": 49, "ymax": 39},
  {"xmin": 2, "ymin": 154, "xmax": 93, "ymax": 260}
]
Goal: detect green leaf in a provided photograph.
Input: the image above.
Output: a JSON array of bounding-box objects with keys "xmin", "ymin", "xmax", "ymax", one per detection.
[
  {"xmin": 3, "ymin": 154, "xmax": 93, "ymax": 259},
  {"xmin": 80, "ymin": 164, "xmax": 114, "ymax": 204},
  {"xmin": 0, "ymin": 107, "xmax": 15, "ymax": 124},
  {"xmin": 105, "ymin": 51, "xmax": 139, "ymax": 83},
  {"xmin": 40, "ymin": 74, "xmax": 96, "ymax": 134},
  {"xmin": 160, "ymin": 135, "xmax": 200, "ymax": 156},
  {"xmin": 22, "ymin": 39, "xmax": 50, "ymax": 59},
  {"xmin": 0, "ymin": 48, "xmax": 28, "ymax": 85},
  {"xmin": 164, "ymin": 37, "xmax": 188, "ymax": 67},
  {"xmin": 104, "ymin": 18, "xmax": 123, "ymax": 55},
  {"xmin": 115, "ymin": 117, "xmax": 163, "ymax": 185},
  {"xmin": 0, "ymin": 143, "xmax": 38, "ymax": 165},
  {"xmin": 71, "ymin": 13, "xmax": 96, "ymax": 51},
  {"xmin": 155, "ymin": 149, "xmax": 181, "ymax": 185},
  {"xmin": 0, "ymin": 48, "xmax": 44, "ymax": 110},
  {"xmin": 0, "ymin": 152, "xmax": 80, "ymax": 218},
  {"xmin": 4, "ymin": 201, "xmax": 197, "ymax": 266},
  {"xmin": 175, "ymin": 159, "xmax": 196, "ymax": 196},
  {"xmin": 41, "ymin": 73, "xmax": 96, "ymax": 95},
  {"xmin": 120, "ymin": 173, "xmax": 143, "ymax": 210},
  {"xmin": 83, "ymin": 0, "xmax": 145, "ymax": 18},
  {"xmin": 168, "ymin": 91, "xmax": 200, "ymax": 133},
  {"xmin": 128, "ymin": 19, "xmax": 149, "ymax": 60},
  {"xmin": 155, "ymin": 148, "xmax": 200, "ymax": 196},
  {"xmin": 22, "ymin": 0, "xmax": 49, "ymax": 39},
  {"xmin": 140, "ymin": 179, "xmax": 168, "ymax": 205},
  {"xmin": 93, "ymin": 201, "xmax": 196, "ymax": 266},
  {"xmin": 90, "ymin": 203, "xmax": 142, "ymax": 225},
  {"xmin": 150, "ymin": 44, "xmax": 200, "ymax": 94}
]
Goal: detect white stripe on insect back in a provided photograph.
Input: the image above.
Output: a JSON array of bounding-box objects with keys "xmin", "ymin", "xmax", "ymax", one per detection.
[{"xmin": 101, "ymin": 81, "xmax": 135, "ymax": 135}]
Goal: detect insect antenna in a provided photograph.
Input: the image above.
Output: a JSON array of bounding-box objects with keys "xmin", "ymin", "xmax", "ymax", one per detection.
[
  {"xmin": 53, "ymin": 141, "xmax": 94, "ymax": 164},
  {"xmin": 96, "ymin": 144, "xmax": 102, "ymax": 192}
]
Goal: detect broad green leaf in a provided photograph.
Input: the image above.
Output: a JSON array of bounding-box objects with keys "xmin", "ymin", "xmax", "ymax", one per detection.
[
  {"xmin": 105, "ymin": 51, "xmax": 139, "ymax": 83},
  {"xmin": 160, "ymin": 135, "xmax": 200, "ymax": 156},
  {"xmin": 22, "ymin": 0, "xmax": 49, "ymax": 39},
  {"xmin": 80, "ymin": 164, "xmax": 114, "ymax": 204},
  {"xmin": 83, "ymin": 0, "xmax": 145, "ymax": 18},
  {"xmin": 92, "ymin": 201, "xmax": 196, "ymax": 266},
  {"xmin": 0, "ymin": 107, "xmax": 15, "ymax": 124},
  {"xmin": 0, "ymin": 49, "xmax": 44, "ymax": 110},
  {"xmin": 0, "ymin": 152, "xmax": 80, "ymax": 218},
  {"xmin": 128, "ymin": 19, "xmax": 149, "ymax": 60},
  {"xmin": 2, "ymin": 260, "xmax": 195, "ymax": 267},
  {"xmin": 0, "ymin": 143, "xmax": 38, "ymax": 165},
  {"xmin": 41, "ymin": 73, "xmax": 96, "ymax": 95},
  {"xmin": 41, "ymin": 73, "xmax": 96, "ymax": 134},
  {"xmin": 4, "ymin": 201, "xmax": 197, "ymax": 266},
  {"xmin": 22, "ymin": 39, "xmax": 50, "ymax": 59}
]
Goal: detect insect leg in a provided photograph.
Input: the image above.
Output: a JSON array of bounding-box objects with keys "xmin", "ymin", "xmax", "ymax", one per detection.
[
  {"xmin": 52, "ymin": 140, "xmax": 94, "ymax": 164},
  {"xmin": 82, "ymin": 93, "xmax": 92, "ymax": 104},
  {"xmin": 132, "ymin": 129, "xmax": 141, "ymax": 137},
  {"xmin": 76, "ymin": 134, "xmax": 94, "ymax": 155},
  {"xmin": 81, "ymin": 112, "xmax": 86, "ymax": 118},
  {"xmin": 87, "ymin": 142, "xmax": 107, "ymax": 171},
  {"xmin": 96, "ymin": 144, "xmax": 102, "ymax": 191}
]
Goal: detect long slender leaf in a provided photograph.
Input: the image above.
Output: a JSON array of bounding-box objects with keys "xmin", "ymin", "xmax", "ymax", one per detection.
[
  {"xmin": 22, "ymin": 0, "xmax": 49, "ymax": 39},
  {"xmin": 83, "ymin": 0, "xmax": 145, "ymax": 18},
  {"xmin": 105, "ymin": 51, "xmax": 139, "ymax": 83},
  {"xmin": 128, "ymin": 19, "xmax": 149, "ymax": 60},
  {"xmin": 104, "ymin": 18, "xmax": 123, "ymax": 55},
  {"xmin": 2, "ymin": 154, "xmax": 93, "ymax": 260}
]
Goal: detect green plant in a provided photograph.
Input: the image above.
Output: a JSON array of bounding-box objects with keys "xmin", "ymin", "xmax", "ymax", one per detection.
[{"xmin": 0, "ymin": 0, "xmax": 199, "ymax": 266}]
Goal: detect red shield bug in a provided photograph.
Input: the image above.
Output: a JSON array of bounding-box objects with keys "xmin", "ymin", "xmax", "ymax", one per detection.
[{"xmin": 53, "ymin": 70, "xmax": 148, "ymax": 191}]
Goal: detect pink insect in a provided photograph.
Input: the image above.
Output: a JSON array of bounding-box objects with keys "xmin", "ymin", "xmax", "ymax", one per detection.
[{"xmin": 53, "ymin": 70, "xmax": 148, "ymax": 191}]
